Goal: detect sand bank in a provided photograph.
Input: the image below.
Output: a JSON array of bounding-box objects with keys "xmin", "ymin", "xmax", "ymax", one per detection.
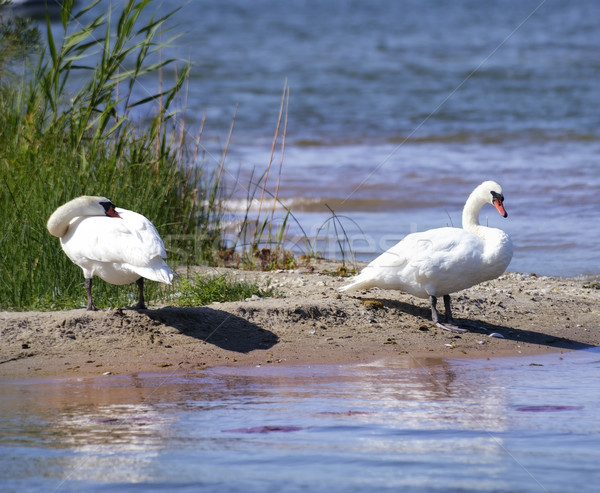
[{"xmin": 1, "ymin": 260, "xmax": 598, "ymax": 378}]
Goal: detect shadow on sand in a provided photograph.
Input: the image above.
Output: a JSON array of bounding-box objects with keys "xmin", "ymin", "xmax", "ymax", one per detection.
[
  {"xmin": 374, "ymin": 298, "xmax": 598, "ymax": 352},
  {"xmin": 144, "ymin": 306, "xmax": 279, "ymax": 354}
]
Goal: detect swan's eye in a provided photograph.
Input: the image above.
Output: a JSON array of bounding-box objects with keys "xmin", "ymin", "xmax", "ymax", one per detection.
[{"xmin": 490, "ymin": 191, "xmax": 504, "ymax": 202}]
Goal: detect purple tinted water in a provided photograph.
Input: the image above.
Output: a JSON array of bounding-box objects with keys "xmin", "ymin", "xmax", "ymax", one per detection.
[{"xmin": 1, "ymin": 349, "xmax": 599, "ymax": 492}]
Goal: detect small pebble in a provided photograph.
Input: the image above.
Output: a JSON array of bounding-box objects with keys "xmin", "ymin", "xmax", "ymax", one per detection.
[{"xmin": 488, "ymin": 333, "xmax": 505, "ymax": 338}]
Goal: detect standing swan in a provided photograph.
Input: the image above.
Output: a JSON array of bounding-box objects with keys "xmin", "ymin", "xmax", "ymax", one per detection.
[
  {"xmin": 47, "ymin": 196, "xmax": 174, "ymax": 310},
  {"xmin": 340, "ymin": 181, "xmax": 513, "ymax": 333}
]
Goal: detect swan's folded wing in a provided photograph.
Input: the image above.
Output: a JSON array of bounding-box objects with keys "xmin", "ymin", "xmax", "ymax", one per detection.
[
  {"xmin": 63, "ymin": 212, "xmax": 167, "ymax": 267},
  {"xmin": 340, "ymin": 227, "xmax": 484, "ymax": 294},
  {"xmin": 116, "ymin": 209, "xmax": 168, "ymax": 260},
  {"xmin": 411, "ymin": 228, "xmax": 483, "ymax": 274},
  {"xmin": 407, "ymin": 229, "xmax": 487, "ymax": 297}
]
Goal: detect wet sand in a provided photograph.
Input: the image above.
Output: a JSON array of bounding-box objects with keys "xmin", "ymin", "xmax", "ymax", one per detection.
[{"xmin": 1, "ymin": 259, "xmax": 598, "ymax": 378}]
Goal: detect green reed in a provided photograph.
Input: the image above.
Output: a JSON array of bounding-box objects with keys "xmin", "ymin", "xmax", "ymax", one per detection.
[{"xmin": 0, "ymin": 0, "xmax": 220, "ymax": 310}]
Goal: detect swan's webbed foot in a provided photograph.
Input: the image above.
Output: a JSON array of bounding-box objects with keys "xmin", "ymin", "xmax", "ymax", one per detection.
[
  {"xmin": 435, "ymin": 321, "xmax": 467, "ymax": 334},
  {"xmin": 430, "ymin": 295, "xmax": 468, "ymax": 333}
]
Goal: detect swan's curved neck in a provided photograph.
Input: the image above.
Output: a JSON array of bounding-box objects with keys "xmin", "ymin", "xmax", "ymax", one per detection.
[
  {"xmin": 47, "ymin": 202, "xmax": 77, "ymax": 238},
  {"xmin": 461, "ymin": 191, "xmax": 487, "ymax": 233},
  {"xmin": 47, "ymin": 196, "xmax": 105, "ymax": 238}
]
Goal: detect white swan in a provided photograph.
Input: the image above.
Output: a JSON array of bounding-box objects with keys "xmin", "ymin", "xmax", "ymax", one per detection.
[
  {"xmin": 340, "ymin": 181, "xmax": 513, "ymax": 333},
  {"xmin": 47, "ymin": 196, "xmax": 174, "ymax": 310}
]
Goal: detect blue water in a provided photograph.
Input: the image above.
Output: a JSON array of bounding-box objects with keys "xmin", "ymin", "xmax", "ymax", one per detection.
[
  {"xmin": 1, "ymin": 349, "xmax": 599, "ymax": 492},
  {"xmin": 15, "ymin": 0, "xmax": 600, "ymax": 275}
]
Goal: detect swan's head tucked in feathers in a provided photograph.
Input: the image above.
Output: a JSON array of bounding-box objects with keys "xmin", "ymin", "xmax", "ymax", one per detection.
[
  {"xmin": 72, "ymin": 196, "xmax": 121, "ymax": 218},
  {"xmin": 47, "ymin": 196, "xmax": 121, "ymax": 238}
]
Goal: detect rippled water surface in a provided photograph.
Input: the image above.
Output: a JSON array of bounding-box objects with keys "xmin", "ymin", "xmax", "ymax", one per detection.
[
  {"xmin": 1, "ymin": 349, "xmax": 599, "ymax": 492},
  {"xmin": 18, "ymin": 0, "xmax": 600, "ymax": 275},
  {"xmin": 168, "ymin": 0, "xmax": 600, "ymax": 276}
]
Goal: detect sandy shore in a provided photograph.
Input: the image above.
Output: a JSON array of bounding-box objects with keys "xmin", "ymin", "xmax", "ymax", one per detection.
[{"xmin": 1, "ymin": 259, "xmax": 598, "ymax": 378}]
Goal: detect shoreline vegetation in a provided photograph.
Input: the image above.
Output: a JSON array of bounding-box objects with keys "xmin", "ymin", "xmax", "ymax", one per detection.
[
  {"xmin": 1, "ymin": 2, "xmax": 598, "ymax": 378},
  {"xmin": 1, "ymin": 0, "xmax": 307, "ymax": 313}
]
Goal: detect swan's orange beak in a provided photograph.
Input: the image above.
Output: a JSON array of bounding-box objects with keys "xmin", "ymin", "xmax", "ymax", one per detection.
[
  {"xmin": 106, "ymin": 205, "xmax": 121, "ymax": 218},
  {"xmin": 493, "ymin": 199, "xmax": 508, "ymax": 218}
]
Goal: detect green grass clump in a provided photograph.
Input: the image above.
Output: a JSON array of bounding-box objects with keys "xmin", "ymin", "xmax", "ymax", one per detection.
[
  {"xmin": 0, "ymin": 0, "xmax": 221, "ymax": 310},
  {"xmin": 172, "ymin": 274, "xmax": 272, "ymax": 307}
]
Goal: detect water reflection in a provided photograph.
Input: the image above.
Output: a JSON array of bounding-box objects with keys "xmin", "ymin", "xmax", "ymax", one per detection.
[{"xmin": 1, "ymin": 351, "xmax": 599, "ymax": 491}]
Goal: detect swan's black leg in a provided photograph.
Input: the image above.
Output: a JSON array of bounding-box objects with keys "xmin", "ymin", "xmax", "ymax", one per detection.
[
  {"xmin": 430, "ymin": 294, "xmax": 466, "ymax": 333},
  {"xmin": 443, "ymin": 294, "xmax": 453, "ymax": 323},
  {"xmin": 85, "ymin": 278, "xmax": 97, "ymax": 311},
  {"xmin": 430, "ymin": 295, "xmax": 441, "ymax": 324},
  {"xmin": 133, "ymin": 278, "xmax": 146, "ymax": 310}
]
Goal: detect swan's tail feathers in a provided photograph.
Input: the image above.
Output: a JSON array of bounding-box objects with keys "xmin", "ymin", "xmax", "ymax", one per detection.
[
  {"xmin": 339, "ymin": 275, "xmax": 375, "ymax": 293},
  {"xmin": 134, "ymin": 259, "xmax": 174, "ymax": 285}
]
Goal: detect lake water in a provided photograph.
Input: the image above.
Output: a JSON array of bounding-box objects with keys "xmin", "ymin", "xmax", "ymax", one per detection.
[
  {"xmin": 159, "ymin": 0, "xmax": 600, "ymax": 277},
  {"xmin": 1, "ymin": 348, "xmax": 599, "ymax": 492},
  {"xmin": 15, "ymin": 0, "xmax": 600, "ymax": 276}
]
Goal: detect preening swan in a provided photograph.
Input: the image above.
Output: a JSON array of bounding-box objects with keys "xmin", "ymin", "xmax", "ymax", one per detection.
[
  {"xmin": 340, "ymin": 181, "xmax": 513, "ymax": 333},
  {"xmin": 47, "ymin": 196, "xmax": 174, "ymax": 310}
]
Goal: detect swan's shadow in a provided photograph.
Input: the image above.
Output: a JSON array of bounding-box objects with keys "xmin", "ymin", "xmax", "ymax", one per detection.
[
  {"xmin": 144, "ymin": 306, "xmax": 278, "ymax": 354},
  {"xmin": 373, "ymin": 298, "xmax": 598, "ymax": 352}
]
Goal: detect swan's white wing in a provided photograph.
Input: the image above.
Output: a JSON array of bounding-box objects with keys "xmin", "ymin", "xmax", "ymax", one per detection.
[
  {"xmin": 408, "ymin": 229, "xmax": 486, "ymax": 296},
  {"xmin": 407, "ymin": 228, "xmax": 482, "ymax": 270},
  {"xmin": 61, "ymin": 209, "xmax": 173, "ymax": 284},
  {"xmin": 114, "ymin": 208, "xmax": 168, "ymax": 261},
  {"xmin": 340, "ymin": 227, "xmax": 484, "ymax": 297},
  {"xmin": 63, "ymin": 210, "xmax": 165, "ymax": 265}
]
